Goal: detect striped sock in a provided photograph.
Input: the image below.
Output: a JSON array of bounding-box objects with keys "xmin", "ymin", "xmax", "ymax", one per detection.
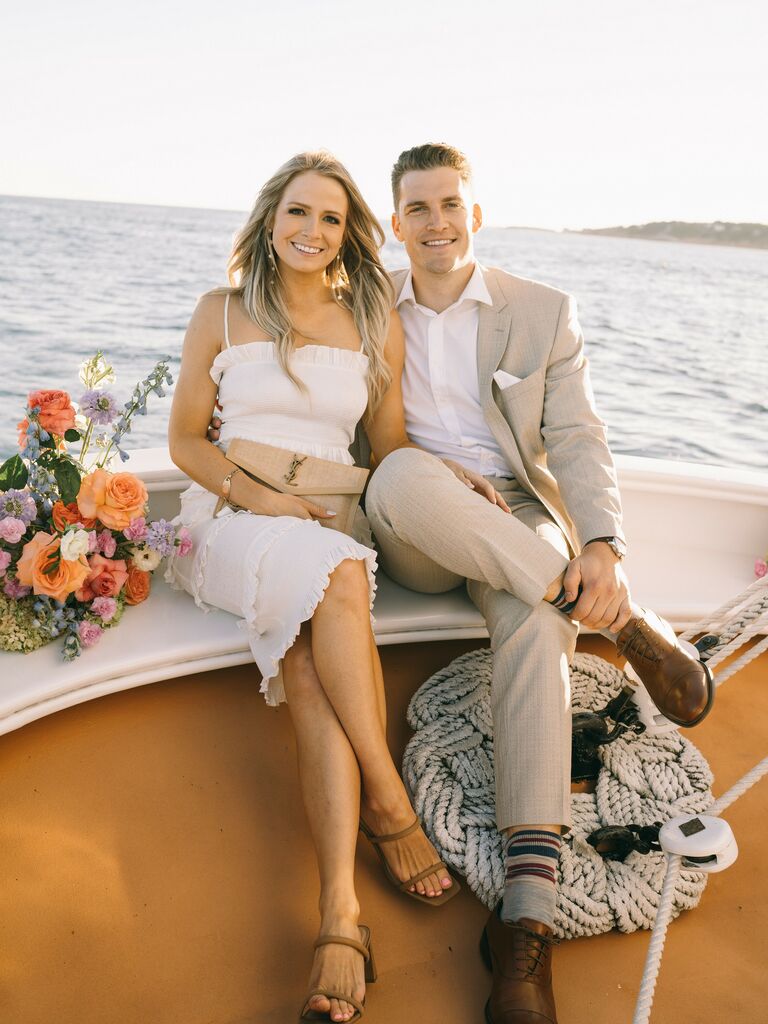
[
  {"xmin": 500, "ymin": 829, "xmax": 562, "ymax": 929},
  {"xmin": 548, "ymin": 584, "xmax": 582, "ymax": 617}
]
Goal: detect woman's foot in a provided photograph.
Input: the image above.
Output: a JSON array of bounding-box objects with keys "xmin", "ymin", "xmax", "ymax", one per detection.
[
  {"xmin": 304, "ymin": 915, "xmax": 367, "ymax": 1023},
  {"xmin": 360, "ymin": 797, "xmax": 453, "ymax": 898}
]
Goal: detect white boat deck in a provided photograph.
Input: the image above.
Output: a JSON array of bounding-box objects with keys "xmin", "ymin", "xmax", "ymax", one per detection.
[{"xmin": 2, "ymin": 451, "xmax": 766, "ymax": 736}]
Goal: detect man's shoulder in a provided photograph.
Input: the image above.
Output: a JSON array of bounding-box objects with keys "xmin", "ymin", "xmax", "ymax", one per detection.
[{"xmin": 482, "ymin": 265, "xmax": 571, "ymax": 310}]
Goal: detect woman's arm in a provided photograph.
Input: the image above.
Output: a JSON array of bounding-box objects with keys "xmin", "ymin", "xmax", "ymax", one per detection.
[
  {"xmin": 168, "ymin": 294, "xmax": 333, "ymax": 521},
  {"xmin": 364, "ymin": 310, "xmax": 418, "ymax": 463}
]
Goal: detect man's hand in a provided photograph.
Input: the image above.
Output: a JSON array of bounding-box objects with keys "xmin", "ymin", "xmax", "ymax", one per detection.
[
  {"xmin": 207, "ymin": 414, "xmax": 222, "ymax": 442},
  {"xmin": 442, "ymin": 459, "xmax": 511, "ymax": 512},
  {"xmin": 563, "ymin": 542, "xmax": 632, "ymax": 632}
]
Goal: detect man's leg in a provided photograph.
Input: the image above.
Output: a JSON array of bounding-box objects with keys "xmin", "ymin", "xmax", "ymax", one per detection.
[
  {"xmin": 468, "ymin": 502, "xmax": 575, "ymax": 1024},
  {"xmin": 366, "ymin": 448, "xmax": 567, "ymax": 603}
]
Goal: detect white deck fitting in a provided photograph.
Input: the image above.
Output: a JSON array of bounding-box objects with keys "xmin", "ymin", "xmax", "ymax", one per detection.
[{"xmin": 2, "ymin": 452, "xmax": 767, "ymax": 737}]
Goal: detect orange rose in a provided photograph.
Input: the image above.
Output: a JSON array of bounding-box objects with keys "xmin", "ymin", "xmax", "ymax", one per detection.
[
  {"xmin": 77, "ymin": 469, "xmax": 147, "ymax": 531},
  {"xmin": 124, "ymin": 566, "xmax": 151, "ymax": 605},
  {"xmin": 17, "ymin": 417, "xmax": 29, "ymax": 449},
  {"xmin": 74, "ymin": 554, "xmax": 128, "ymax": 602},
  {"xmin": 16, "ymin": 532, "xmax": 90, "ymax": 602},
  {"xmin": 52, "ymin": 500, "xmax": 97, "ymax": 532},
  {"xmin": 27, "ymin": 389, "xmax": 76, "ymax": 437}
]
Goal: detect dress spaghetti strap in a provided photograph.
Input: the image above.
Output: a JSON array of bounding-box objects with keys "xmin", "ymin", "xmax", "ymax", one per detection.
[{"xmin": 223, "ymin": 293, "xmax": 232, "ymax": 349}]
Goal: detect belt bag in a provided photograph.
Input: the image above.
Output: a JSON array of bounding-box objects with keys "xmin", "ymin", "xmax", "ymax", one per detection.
[{"xmin": 215, "ymin": 437, "xmax": 370, "ymax": 536}]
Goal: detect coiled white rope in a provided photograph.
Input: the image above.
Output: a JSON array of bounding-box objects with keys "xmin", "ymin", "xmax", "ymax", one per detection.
[
  {"xmin": 632, "ymin": 757, "xmax": 768, "ymax": 1024},
  {"xmin": 404, "ymin": 651, "xmax": 713, "ymax": 939}
]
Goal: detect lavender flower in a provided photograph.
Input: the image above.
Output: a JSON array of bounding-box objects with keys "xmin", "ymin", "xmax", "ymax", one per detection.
[
  {"xmin": 145, "ymin": 518, "xmax": 177, "ymax": 557},
  {"xmin": 79, "ymin": 389, "xmax": 119, "ymax": 425},
  {"xmin": 0, "ymin": 489, "xmax": 38, "ymax": 524}
]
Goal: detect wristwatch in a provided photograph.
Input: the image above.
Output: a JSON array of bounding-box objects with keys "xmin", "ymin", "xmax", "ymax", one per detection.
[{"xmin": 585, "ymin": 536, "xmax": 627, "ymax": 561}]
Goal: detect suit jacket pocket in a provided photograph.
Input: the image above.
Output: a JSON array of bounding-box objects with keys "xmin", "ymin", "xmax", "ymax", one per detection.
[{"xmin": 494, "ymin": 366, "xmax": 546, "ymax": 452}]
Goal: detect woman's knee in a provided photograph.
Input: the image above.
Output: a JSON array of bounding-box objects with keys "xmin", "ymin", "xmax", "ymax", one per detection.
[{"xmin": 323, "ymin": 557, "xmax": 369, "ymax": 605}]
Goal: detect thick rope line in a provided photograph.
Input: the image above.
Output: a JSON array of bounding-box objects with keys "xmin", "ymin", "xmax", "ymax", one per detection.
[
  {"xmin": 632, "ymin": 755, "xmax": 768, "ymax": 1024},
  {"xmin": 679, "ymin": 578, "xmax": 768, "ymax": 678}
]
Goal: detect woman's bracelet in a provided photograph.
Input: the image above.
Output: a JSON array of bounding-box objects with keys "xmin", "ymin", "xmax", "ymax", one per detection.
[{"xmin": 221, "ymin": 466, "xmax": 242, "ymax": 501}]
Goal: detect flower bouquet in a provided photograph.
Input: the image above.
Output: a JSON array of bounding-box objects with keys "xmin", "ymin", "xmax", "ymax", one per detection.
[{"xmin": 0, "ymin": 352, "xmax": 191, "ymax": 659}]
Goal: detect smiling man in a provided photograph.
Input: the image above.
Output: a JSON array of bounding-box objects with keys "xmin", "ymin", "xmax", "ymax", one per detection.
[{"xmin": 364, "ymin": 143, "xmax": 714, "ymax": 1024}]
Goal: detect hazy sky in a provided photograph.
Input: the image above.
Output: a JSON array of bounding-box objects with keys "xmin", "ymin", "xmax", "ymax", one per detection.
[{"xmin": 1, "ymin": 0, "xmax": 765, "ymax": 228}]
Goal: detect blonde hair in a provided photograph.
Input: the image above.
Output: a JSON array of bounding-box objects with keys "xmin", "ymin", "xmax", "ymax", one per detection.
[
  {"xmin": 227, "ymin": 151, "xmax": 393, "ymax": 415},
  {"xmin": 391, "ymin": 142, "xmax": 473, "ymax": 208}
]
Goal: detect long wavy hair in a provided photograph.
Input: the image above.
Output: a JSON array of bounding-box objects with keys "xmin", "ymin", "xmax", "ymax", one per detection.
[{"xmin": 227, "ymin": 151, "xmax": 393, "ymax": 415}]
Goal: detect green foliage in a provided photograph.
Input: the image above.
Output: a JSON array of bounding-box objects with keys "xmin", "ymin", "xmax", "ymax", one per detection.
[
  {"xmin": 0, "ymin": 454, "xmax": 29, "ymax": 491},
  {"xmin": 52, "ymin": 459, "xmax": 82, "ymax": 505}
]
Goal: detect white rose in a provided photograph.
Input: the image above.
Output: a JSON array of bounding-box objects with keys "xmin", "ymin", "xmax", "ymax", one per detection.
[
  {"xmin": 131, "ymin": 546, "xmax": 162, "ymax": 571},
  {"xmin": 60, "ymin": 528, "xmax": 90, "ymax": 562}
]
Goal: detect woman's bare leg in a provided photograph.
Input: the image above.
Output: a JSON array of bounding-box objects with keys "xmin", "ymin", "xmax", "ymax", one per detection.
[
  {"xmin": 283, "ymin": 625, "xmax": 364, "ymax": 1024},
  {"xmin": 310, "ymin": 559, "xmax": 452, "ymax": 898}
]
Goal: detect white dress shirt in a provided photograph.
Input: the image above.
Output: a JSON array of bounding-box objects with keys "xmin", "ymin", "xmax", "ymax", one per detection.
[{"xmin": 396, "ymin": 262, "xmax": 511, "ymax": 477}]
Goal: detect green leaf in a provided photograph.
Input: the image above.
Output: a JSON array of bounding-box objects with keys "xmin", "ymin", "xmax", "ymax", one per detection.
[
  {"xmin": 53, "ymin": 460, "xmax": 82, "ymax": 505},
  {"xmin": 64, "ymin": 429, "xmax": 81, "ymax": 442},
  {"xmin": 0, "ymin": 454, "xmax": 28, "ymax": 491}
]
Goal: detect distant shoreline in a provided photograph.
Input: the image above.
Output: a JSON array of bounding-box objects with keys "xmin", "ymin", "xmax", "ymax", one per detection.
[{"xmin": 567, "ymin": 221, "xmax": 768, "ymax": 251}]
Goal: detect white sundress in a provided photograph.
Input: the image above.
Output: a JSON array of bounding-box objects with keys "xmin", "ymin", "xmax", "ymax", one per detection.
[{"xmin": 166, "ymin": 295, "xmax": 378, "ymax": 707}]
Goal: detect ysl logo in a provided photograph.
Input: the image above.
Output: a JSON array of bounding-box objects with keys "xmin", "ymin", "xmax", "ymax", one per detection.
[{"xmin": 284, "ymin": 454, "xmax": 307, "ymax": 486}]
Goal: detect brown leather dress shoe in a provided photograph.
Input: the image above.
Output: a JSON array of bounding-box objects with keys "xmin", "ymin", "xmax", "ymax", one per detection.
[
  {"xmin": 480, "ymin": 905, "xmax": 558, "ymax": 1023},
  {"xmin": 616, "ymin": 608, "xmax": 714, "ymax": 727}
]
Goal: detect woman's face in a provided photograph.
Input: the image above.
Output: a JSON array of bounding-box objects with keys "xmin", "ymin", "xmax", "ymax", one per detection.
[{"xmin": 271, "ymin": 171, "xmax": 348, "ymax": 276}]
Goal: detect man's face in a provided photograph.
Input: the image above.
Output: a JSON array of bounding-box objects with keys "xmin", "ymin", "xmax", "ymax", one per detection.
[{"xmin": 392, "ymin": 167, "xmax": 481, "ymax": 276}]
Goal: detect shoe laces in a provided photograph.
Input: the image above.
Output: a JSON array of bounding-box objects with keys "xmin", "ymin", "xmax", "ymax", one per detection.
[
  {"xmin": 617, "ymin": 618, "xmax": 660, "ymax": 663},
  {"xmin": 511, "ymin": 924, "xmax": 558, "ymax": 978}
]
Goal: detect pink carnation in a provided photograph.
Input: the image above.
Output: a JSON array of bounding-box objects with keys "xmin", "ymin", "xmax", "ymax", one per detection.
[
  {"xmin": 177, "ymin": 527, "xmax": 193, "ymax": 557},
  {"xmin": 123, "ymin": 517, "xmax": 147, "ymax": 542},
  {"xmin": 78, "ymin": 620, "xmax": 103, "ymax": 647},
  {"xmin": 755, "ymin": 559, "xmax": 768, "ymax": 579},
  {"xmin": 90, "ymin": 596, "xmax": 118, "ymax": 622},
  {"xmin": 0, "ymin": 550, "xmax": 11, "ymax": 576},
  {"xmin": 97, "ymin": 530, "xmax": 117, "ymax": 557},
  {"xmin": 88, "ymin": 531, "xmax": 99, "ymax": 552},
  {"xmin": 0, "ymin": 517, "xmax": 27, "ymax": 544},
  {"xmin": 3, "ymin": 577, "xmax": 31, "ymax": 599}
]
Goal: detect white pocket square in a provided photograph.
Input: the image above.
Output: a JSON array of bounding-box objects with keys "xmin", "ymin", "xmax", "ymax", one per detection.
[{"xmin": 493, "ymin": 369, "xmax": 524, "ymax": 390}]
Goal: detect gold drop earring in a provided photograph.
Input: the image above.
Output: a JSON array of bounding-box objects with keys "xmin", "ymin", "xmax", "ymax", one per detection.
[
  {"xmin": 267, "ymin": 232, "xmax": 277, "ymax": 282},
  {"xmin": 333, "ymin": 250, "xmax": 345, "ymax": 304}
]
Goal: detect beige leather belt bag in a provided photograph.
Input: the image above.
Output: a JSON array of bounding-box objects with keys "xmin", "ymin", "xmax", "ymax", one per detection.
[{"xmin": 215, "ymin": 437, "xmax": 369, "ymax": 536}]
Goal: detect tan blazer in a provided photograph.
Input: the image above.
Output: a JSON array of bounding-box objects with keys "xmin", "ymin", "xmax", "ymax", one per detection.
[{"xmin": 356, "ymin": 265, "xmax": 624, "ymax": 553}]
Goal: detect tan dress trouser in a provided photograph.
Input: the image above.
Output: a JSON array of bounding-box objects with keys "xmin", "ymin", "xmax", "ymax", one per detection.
[{"xmin": 365, "ymin": 447, "xmax": 578, "ymax": 831}]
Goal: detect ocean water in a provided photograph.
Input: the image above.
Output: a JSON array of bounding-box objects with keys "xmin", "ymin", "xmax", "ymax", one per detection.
[{"xmin": 1, "ymin": 194, "xmax": 766, "ymax": 470}]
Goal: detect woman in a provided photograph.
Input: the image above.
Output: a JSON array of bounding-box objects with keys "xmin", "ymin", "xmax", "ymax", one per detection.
[{"xmin": 166, "ymin": 152, "xmax": 456, "ymax": 1024}]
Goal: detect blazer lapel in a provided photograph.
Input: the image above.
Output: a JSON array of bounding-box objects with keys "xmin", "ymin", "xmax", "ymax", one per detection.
[{"xmin": 477, "ymin": 271, "xmax": 532, "ymax": 488}]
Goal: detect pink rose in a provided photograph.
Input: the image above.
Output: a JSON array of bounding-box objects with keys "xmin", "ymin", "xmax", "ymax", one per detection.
[
  {"xmin": 755, "ymin": 559, "xmax": 768, "ymax": 579},
  {"xmin": 177, "ymin": 527, "xmax": 193, "ymax": 557},
  {"xmin": 74, "ymin": 554, "xmax": 128, "ymax": 602},
  {"xmin": 78, "ymin": 620, "xmax": 103, "ymax": 648},
  {"xmin": 0, "ymin": 517, "xmax": 27, "ymax": 544},
  {"xmin": 97, "ymin": 530, "xmax": 117, "ymax": 557},
  {"xmin": 0, "ymin": 550, "xmax": 11, "ymax": 576},
  {"xmin": 123, "ymin": 516, "xmax": 147, "ymax": 542},
  {"xmin": 88, "ymin": 531, "xmax": 99, "ymax": 552},
  {"xmin": 90, "ymin": 596, "xmax": 117, "ymax": 622}
]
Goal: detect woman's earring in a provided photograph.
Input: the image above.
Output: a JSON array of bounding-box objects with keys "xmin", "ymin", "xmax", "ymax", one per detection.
[{"xmin": 266, "ymin": 232, "xmax": 277, "ymax": 281}]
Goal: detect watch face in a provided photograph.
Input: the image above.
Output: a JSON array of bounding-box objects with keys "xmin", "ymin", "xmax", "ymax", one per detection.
[{"xmin": 610, "ymin": 537, "xmax": 627, "ymax": 558}]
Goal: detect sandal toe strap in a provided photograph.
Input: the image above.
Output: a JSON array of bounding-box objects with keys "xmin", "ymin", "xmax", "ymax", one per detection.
[
  {"xmin": 398, "ymin": 861, "xmax": 451, "ymax": 891},
  {"xmin": 313, "ymin": 934, "xmax": 370, "ymax": 961},
  {"xmin": 303, "ymin": 988, "xmax": 365, "ymax": 1016}
]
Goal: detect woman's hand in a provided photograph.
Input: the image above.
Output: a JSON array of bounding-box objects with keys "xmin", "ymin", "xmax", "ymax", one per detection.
[
  {"xmin": 441, "ymin": 459, "xmax": 511, "ymax": 512},
  {"xmin": 233, "ymin": 475, "xmax": 336, "ymax": 522}
]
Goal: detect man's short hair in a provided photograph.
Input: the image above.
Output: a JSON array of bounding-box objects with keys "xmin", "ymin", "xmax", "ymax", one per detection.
[{"xmin": 391, "ymin": 143, "xmax": 473, "ymax": 208}]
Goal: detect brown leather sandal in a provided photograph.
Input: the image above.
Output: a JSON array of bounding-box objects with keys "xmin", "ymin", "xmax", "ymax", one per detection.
[
  {"xmin": 299, "ymin": 926, "xmax": 376, "ymax": 1023},
  {"xmin": 359, "ymin": 817, "xmax": 460, "ymax": 907}
]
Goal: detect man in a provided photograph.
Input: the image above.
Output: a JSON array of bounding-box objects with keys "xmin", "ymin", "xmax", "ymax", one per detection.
[
  {"xmin": 361, "ymin": 144, "xmax": 713, "ymax": 1024},
  {"xmin": 208, "ymin": 143, "xmax": 712, "ymax": 1023}
]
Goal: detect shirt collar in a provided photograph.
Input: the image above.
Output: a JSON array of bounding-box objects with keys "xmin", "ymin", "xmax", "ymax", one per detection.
[{"xmin": 395, "ymin": 261, "xmax": 493, "ymax": 311}]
